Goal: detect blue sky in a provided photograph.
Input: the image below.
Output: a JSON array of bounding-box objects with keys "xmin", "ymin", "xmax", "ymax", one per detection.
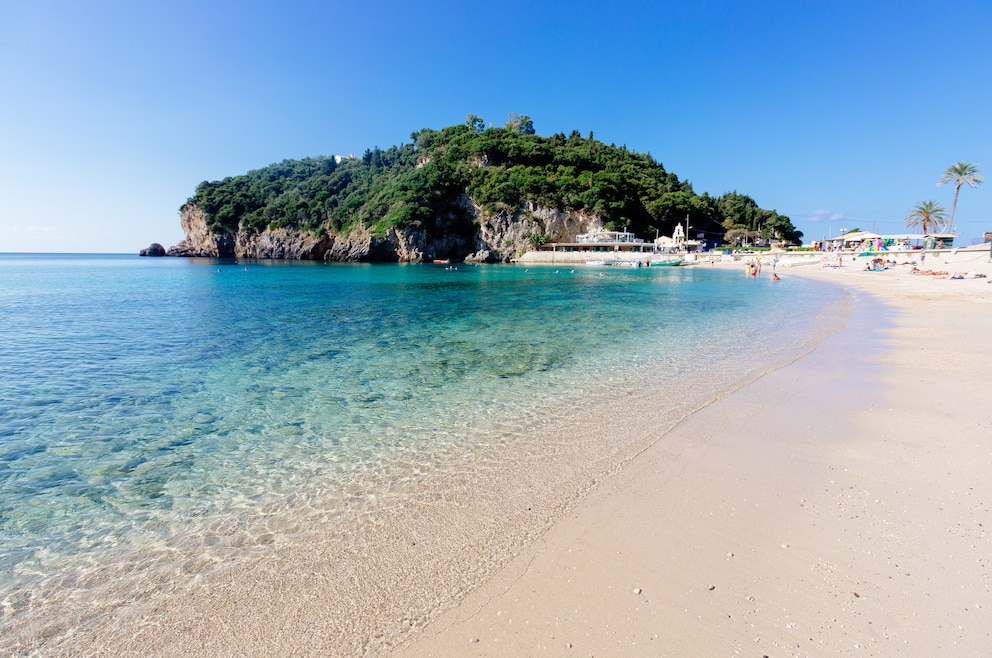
[{"xmin": 2, "ymin": 0, "xmax": 990, "ymax": 252}]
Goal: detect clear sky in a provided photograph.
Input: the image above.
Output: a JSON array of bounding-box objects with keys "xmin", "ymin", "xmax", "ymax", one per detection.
[{"xmin": 2, "ymin": 0, "xmax": 990, "ymax": 252}]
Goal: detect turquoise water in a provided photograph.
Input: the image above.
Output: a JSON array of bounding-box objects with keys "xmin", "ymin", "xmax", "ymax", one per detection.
[{"xmin": 0, "ymin": 254, "xmax": 838, "ymax": 638}]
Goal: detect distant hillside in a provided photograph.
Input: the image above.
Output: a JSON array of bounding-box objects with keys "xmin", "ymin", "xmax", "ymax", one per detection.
[{"xmin": 168, "ymin": 115, "xmax": 801, "ymax": 261}]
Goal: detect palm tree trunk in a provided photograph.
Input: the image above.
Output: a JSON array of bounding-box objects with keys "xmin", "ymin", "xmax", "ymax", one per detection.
[{"xmin": 948, "ymin": 181, "xmax": 962, "ymax": 233}]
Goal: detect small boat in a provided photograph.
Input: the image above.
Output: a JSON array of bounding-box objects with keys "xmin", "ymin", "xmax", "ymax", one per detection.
[
  {"xmin": 585, "ymin": 260, "xmax": 610, "ymax": 266},
  {"xmin": 432, "ymin": 259, "xmax": 451, "ymax": 264},
  {"xmin": 653, "ymin": 259, "xmax": 683, "ymax": 267}
]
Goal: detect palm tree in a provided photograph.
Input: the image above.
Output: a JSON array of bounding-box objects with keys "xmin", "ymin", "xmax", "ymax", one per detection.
[
  {"xmin": 905, "ymin": 200, "xmax": 948, "ymax": 235},
  {"xmin": 937, "ymin": 161, "xmax": 983, "ymax": 232}
]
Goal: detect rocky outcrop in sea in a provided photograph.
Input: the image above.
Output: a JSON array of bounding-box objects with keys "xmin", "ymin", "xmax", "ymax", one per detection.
[{"xmin": 139, "ymin": 243, "xmax": 166, "ymax": 257}]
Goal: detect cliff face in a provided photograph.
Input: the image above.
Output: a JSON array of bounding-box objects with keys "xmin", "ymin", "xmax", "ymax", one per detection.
[
  {"xmin": 166, "ymin": 205, "xmax": 235, "ymax": 257},
  {"xmin": 167, "ymin": 198, "xmax": 602, "ymax": 263},
  {"xmin": 468, "ymin": 201, "xmax": 600, "ymax": 262}
]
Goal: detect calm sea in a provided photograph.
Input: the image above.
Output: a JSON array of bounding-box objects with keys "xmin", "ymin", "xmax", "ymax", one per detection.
[{"xmin": 0, "ymin": 253, "xmax": 840, "ymax": 644}]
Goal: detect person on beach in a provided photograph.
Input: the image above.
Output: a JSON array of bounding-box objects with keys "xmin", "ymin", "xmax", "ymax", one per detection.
[{"xmin": 772, "ymin": 272, "xmax": 780, "ymax": 281}]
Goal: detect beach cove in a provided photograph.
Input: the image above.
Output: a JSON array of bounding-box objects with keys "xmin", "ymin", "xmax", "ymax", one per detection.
[{"xmin": 1, "ymin": 253, "xmax": 990, "ymax": 655}]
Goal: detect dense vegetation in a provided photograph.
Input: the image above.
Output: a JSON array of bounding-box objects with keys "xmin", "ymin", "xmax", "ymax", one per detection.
[{"xmin": 186, "ymin": 115, "xmax": 802, "ymax": 246}]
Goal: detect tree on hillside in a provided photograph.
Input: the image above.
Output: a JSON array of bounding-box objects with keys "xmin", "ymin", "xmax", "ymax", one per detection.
[
  {"xmin": 715, "ymin": 191, "xmax": 802, "ymax": 245},
  {"xmin": 505, "ymin": 113, "xmax": 535, "ymax": 135},
  {"xmin": 937, "ymin": 161, "xmax": 983, "ymax": 232},
  {"xmin": 905, "ymin": 200, "xmax": 948, "ymax": 235},
  {"xmin": 466, "ymin": 114, "xmax": 486, "ymax": 134},
  {"xmin": 761, "ymin": 210, "xmax": 803, "ymax": 244}
]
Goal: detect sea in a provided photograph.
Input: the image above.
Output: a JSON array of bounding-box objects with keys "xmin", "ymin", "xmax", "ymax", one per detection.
[{"xmin": 0, "ymin": 253, "xmax": 843, "ymax": 651}]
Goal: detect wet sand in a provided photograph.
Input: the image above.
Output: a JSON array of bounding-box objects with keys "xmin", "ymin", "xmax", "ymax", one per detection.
[{"xmin": 395, "ymin": 253, "xmax": 992, "ymax": 656}]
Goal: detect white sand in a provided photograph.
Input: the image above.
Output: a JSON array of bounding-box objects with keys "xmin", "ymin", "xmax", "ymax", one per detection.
[{"xmin": 395, "ymin": 252, "xmax": 992, "ymax": 656}]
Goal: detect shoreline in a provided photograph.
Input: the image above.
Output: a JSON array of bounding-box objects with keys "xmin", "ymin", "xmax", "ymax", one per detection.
[
  {"xmin": 6, "ymin": 264, "xmax": 833, "ymax": 655},
  {"xmin": 8, "ymin": 257, "xmax": 990, "ymax": 655},
  {"xmin": 395, "ymin": 255, "xmax": 992, "ymax": 654}
]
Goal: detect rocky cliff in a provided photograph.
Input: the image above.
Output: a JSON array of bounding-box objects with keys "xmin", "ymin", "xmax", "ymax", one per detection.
[{"xmin": 166, "ymin": 197, "xmax": 602, "ymax": 263}]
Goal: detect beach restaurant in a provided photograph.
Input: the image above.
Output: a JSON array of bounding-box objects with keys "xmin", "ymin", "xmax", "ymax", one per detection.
[
  {"xmin": 542, "ymin": 229, "xmax": 651, "ymax": 253},
  {"xmin": 542, "ymin": 228, "xmax": 702, "ymax": 254},
  {"xmin": 829, "ymin": 231, "xmax": 955, "ymax": 251}
]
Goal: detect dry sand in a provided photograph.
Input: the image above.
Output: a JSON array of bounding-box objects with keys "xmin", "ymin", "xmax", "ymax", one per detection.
[{"xmin": 395, "ymin": 252, "xmax": 992, "ymax": 656}]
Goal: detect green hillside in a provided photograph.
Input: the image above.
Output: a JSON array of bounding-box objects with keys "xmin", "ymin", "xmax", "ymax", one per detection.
[{"xmin": 185, "ymin": 115, "xmax": 802, "ymax": 246}]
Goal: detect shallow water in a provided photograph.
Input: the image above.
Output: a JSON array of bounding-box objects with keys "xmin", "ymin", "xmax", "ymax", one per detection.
[{"xmin": 0, "ymin": 254, "xmax": 839, "ymax": 647}]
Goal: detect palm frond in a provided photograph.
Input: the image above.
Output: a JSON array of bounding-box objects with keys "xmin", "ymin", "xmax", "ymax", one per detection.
[
  {"xmin": 938, "ymin": 161, "xmax": 983, "ymax": 187},
  {"xmin": 905, "ymin": 199, "xmax": 948, "ymax": 233}
]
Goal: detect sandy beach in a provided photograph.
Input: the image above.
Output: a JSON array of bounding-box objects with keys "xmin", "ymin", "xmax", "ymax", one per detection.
[{"xmin": 396, "ymin": 251, "xmax": 992, "ymax": 656}]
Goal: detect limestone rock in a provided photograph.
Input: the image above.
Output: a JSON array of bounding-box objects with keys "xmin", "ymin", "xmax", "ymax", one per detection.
[
  {"xmin": 464, "ymin": 250, "xmax": 493, "ymax": 263},
  {"xmin": 166, "ymin": 205, "xmax": 235, "ymax": 257},
  {"xmin": 165, "ymin": 197, "xmax": 604, "ymax": 263}
]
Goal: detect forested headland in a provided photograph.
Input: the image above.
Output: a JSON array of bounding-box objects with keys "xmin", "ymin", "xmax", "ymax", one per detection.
[{"xmin": 170, "ymin": 115, "xmax": 801, "ymax": 261}]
